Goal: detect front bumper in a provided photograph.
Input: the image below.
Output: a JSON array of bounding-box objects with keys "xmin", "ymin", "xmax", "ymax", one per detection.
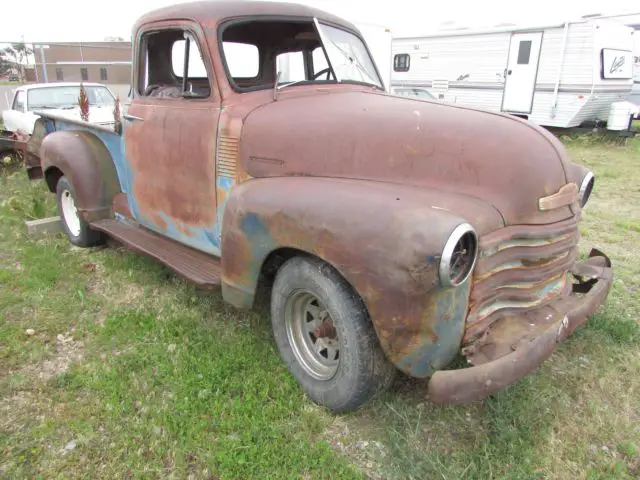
[{"xmin": 428, "ymin": 249, "xmax": 613, "ymax": 404}]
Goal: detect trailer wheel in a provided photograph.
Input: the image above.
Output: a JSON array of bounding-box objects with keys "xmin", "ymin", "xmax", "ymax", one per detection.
[
  {"xmin": 56, "ymin": 176, "xmax": 105, "ymax": 247},
  {"xmin": 271, "ymin": 255, "xmax": 395, "ymax": 413}
]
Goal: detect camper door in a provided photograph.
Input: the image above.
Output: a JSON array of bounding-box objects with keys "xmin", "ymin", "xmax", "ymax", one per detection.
[{"xmin": 502, "ymin": 32, "xmax": 543, "ymax": 114}]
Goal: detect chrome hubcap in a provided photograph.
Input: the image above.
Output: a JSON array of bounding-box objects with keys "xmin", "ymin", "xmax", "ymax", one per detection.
[
  {"xmin": 60, "ymin": 189, "xmax": 81, "ymax": 237},
  {"xmin": 285, "ymin": 291, "xmax": 340, "ymax": 380}
]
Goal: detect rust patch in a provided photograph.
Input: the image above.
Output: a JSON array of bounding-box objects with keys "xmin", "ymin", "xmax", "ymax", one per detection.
[
  {"xmin": 112, "ymin": 193, "xmax": 132, "ymax": 218},
  {"xmin": 124, "ymin": 100, "xmax": 220, "ymax": 229}
]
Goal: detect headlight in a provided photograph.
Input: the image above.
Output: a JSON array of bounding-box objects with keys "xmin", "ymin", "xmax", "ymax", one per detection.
[
  {"xmin": 578, "ymin": 172, "xmax": 595, "ymax": 207},
  {"xmin": 439, "ymin": 223, "xmax": 478, "ymax": 288}
]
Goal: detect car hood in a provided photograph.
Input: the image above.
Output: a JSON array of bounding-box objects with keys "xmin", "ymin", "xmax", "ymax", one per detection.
[
  {"xmin": 35, "ymin": 105, "xmax": 116, "ymax": 125},
  {"xmin": 239, "ymin": 89, "xmax": 581, "ymax": 227}
]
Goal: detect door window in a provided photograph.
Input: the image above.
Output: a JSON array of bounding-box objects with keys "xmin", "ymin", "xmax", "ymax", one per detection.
[
  {"xmin": 517, "ymin": 41, "xmax": 532, "ymax": 65},
  {"xmin": 12, "ymin": 91, "xmax": 26, "ymax": 112},
  {"xmin": 138, "ymin": 29, "xmax": 212, "ymax": 99}
]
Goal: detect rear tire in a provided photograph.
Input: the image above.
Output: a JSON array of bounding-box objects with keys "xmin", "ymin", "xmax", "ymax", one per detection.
[
  {"xmin": 271, "ymin": 256, "xmax": 395, "ymax": 413},
  {"xmin": 56, "ymin": 176, "xmax": 105, "ymax": 247}
]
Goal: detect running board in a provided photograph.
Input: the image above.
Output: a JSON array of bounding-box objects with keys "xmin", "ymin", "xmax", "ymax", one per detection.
[{"xmin": 91, "ymin": 219, "xmax": 222, "ymax": 287}]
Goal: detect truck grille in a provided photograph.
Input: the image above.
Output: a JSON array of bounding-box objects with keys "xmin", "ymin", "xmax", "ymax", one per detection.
[{"xmin": 464, "ymin": 216, "xmax": 580, "ymax": 344}]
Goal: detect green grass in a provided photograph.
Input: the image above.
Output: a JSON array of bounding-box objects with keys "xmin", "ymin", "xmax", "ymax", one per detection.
[{"xmin": 1, "ymin": 135, "xmax": 640, "ymax": 479}]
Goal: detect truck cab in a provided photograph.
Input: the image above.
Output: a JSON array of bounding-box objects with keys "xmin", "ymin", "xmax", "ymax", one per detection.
[{"xmin": 27, "ymin": 1, "xmax": 613, "ymax": 412}]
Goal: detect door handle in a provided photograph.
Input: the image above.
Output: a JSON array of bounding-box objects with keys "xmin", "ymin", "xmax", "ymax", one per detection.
[
  {"xmin": 123, "ymin": 113, "xmax": 144, "ymax": 122},
  {"xmin": 507, "ymin": 70, "xmax": 513, "ymax": 75}
]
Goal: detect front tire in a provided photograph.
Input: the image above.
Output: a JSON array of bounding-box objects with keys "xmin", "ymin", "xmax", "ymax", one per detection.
[
  {"xmin": 271, "ymin": 256, "xmax": 395, "ymax": 413},
  {"xmin": 56, "ymin": 176, "xmax": 104, "ymax": 247}
]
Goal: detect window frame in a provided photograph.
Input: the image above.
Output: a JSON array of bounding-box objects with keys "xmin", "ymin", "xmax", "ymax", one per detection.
[
  {"xmin": 133, "ymin": 22, "xmax": 217, "ymax": 102},
  {"xmin": 100, "ymin": 67, "xmax": 108, "ymax": 81},
  {"xmin": 80, "ymin": 67, "xmax": 88, "ymax": 81},
  {"xmin": 393, "ymin": 53, "xmax": 410, "ymax": 72},
  {"xmin": 55, "ymin": 68, "xmax": 64, "ymax": 81}
]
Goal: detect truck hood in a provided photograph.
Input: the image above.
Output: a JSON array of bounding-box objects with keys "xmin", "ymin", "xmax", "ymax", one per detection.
[{"xmin": 239, "ymin": 90, "xmax": 580, "ymax": 227}]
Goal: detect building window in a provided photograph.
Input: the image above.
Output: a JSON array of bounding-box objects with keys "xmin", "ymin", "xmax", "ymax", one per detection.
[
  {"xmin": 81, "ymin": 68, "xmax": 88, "ymax": 81},
  {"xmin": 100, "ymin": 68, "xmax": 108, "ymax": 81},
  {"xmin": 56, "ymin": 68, "xmax": 64, "ymax": 81},
  {"xmin": 393, "ymin": 53, "xmax": 410, "ymax": 72}
]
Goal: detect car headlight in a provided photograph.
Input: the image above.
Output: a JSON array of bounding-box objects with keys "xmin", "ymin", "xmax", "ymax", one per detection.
[
  {"xmin": 578, "ymin": 172, "xmax": 595, "ymax": 207},
  {"xmin": 439, "ymin": 223, "xmax": 478, "ymax": 288}
]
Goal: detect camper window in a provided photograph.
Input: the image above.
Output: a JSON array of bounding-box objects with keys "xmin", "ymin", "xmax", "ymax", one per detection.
[
  {"xmin": 394, "ymin": 53, "xmax": 410, "ymax": 72},
  {"xmin": 517, "ymin": 41, "xmax": 532, "ymax": 65}
]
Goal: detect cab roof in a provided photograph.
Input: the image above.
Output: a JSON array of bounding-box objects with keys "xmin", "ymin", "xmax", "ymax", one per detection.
[{"xmin": 133, "ymin": 0, "xmax": 357, "ymax": 33}]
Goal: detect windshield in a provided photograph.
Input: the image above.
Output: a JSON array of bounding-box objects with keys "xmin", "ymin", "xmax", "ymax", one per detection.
[
  {"xmin": 27, "ymin": 86, "xmax": 115, "ymax": 111},
  {"xmin": 315, "ymin": 21, "xmax": 382, "ymax": 89}
]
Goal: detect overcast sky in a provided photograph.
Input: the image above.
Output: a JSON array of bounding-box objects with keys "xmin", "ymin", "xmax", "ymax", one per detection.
[{"xmin": 2, "ymin": 0, "xmax": 639, "ymax": 42}]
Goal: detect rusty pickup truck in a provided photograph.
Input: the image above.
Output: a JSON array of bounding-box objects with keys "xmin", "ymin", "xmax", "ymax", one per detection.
[{"xmin": 25, "ymin": 1, "xmax": 613, "ymax": 412}]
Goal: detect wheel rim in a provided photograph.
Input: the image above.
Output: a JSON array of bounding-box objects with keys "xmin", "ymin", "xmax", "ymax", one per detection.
[
  {"xmin": 60, "ymin": 189, "xmax": 81, "ymax": 237},
  {"xmin": 285, "ymin": 290, "xmax": 340, "ymax": 381}
]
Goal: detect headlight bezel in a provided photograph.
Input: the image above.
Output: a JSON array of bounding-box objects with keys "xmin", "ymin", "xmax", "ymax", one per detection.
[
  {"xmin": 578, "ymin": 171, "xmax": 595, "ymax": 207},
  {"xmin": 439, "ymin": 222, "xmax": 478, "ymax": 288}
]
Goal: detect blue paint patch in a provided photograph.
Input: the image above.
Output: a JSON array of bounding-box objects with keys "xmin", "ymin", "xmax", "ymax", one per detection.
[
  {"xmin": 136, "ymin": 210, "xmax": 221, "ymax": 257},
  {"xmin": 44, "ymin": 118, "xmax": 130, "ymax": 195},
  {"xmin": 395, "ymin": 279, "xmax": 471, "ymax": 377},
  {"xmin": 214, "ymin": 175, "xmax": 234, "ymax": 251}
]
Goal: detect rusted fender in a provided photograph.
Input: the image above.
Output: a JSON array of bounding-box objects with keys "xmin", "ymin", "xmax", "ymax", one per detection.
[
  {"xmin": 220, "ymin": 176, "xmax": 503, "ymax": 377},
  {"xmin": 40, "ymin": 129, "xmax": 121, "ymax": 222}
]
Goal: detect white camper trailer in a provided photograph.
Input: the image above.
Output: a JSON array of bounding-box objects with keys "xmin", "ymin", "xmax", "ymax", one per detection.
[
  {"xmin": 585, "ymin": 13, "xmax": 640, "ymax": 108},
  {"xmin": 390, "ymin": 18, "xmax": 636, "ymax": 130}
]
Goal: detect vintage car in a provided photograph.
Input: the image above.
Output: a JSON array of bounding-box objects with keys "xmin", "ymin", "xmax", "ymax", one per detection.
[
  {"xmin": 25, "ymin": 1, "xmax": 613, "ymax": 413},
  {"xmin": 2, "ymin": 82, "xmax": 118, "ymax": 135}
]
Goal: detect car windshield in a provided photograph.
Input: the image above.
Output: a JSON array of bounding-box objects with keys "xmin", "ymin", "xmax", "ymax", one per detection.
[
  {"xmin": 27, "ymin": 86, "xmax": 115, "ymax": 111},
  {"xmin": 315, "ymin": 21, "xmax": 382, "ymax": 89}
]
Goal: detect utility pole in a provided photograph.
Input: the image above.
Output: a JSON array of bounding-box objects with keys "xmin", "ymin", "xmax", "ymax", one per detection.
[{"xmin": 39, "ymin": 44, "xmax": 48, "ymax": 83}]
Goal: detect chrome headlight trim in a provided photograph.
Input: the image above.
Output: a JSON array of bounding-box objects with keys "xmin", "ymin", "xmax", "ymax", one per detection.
[
  {"xmin": 439, "ymin": 222, "xmax": 478, "ymax": 288},
  {"xmin": 578, "ymin": 171, "xmax": 595, "ymax": 207}
]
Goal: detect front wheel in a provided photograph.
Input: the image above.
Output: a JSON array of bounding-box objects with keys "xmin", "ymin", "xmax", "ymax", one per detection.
[
  {"xmin": 271, "ymin": 256, "xmax": 395, "ymax": 413},
  {"xmin": 56, "ymin": 176, "xmax": 105, "ymax": 247}
]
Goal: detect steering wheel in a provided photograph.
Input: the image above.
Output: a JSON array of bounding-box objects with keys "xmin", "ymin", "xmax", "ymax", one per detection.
[{"xmin": 313, "ymin": 68, "xmax": 332, "ymax": 80}]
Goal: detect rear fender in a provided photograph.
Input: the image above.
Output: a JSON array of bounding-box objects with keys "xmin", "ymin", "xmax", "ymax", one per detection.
[
  {"xmin": 40, "ymin": 129, "xmax": 121, "ymax": 222},
  {"xmin": 220, "ymin": 176, "xmax": 504, "ymax": 376}
]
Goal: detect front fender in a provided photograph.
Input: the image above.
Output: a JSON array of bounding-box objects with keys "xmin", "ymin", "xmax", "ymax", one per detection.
[
  {"xmin": 40, "ymin": 129, "xmax": 121, "ymax": 222},
  {"xmin": 220, "ymin": 176, "xmax": 504, "ymax": 376}
]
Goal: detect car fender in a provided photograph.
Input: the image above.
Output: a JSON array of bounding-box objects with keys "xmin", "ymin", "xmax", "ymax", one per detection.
[
  {"xmin": 40, "ymin": 128, "xmax": 121, "ymax": 222},
  {"xmin": 220, "ymin": 176, "xmax": 504, "ymax": 376}
]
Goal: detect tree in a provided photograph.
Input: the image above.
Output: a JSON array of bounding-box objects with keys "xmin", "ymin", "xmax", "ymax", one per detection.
[{"xmin": 1, "ymin": 43, "xmax": 34, "ymax": 82}]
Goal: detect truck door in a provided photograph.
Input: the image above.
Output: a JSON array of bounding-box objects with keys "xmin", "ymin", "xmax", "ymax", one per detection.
[
  {"xmin": 502, "ymin": 32, "xmax": 543, "ymax": 114},
  {"xmin": 123, "ymin": 23, "xmax": 222, "ymax": 255}
]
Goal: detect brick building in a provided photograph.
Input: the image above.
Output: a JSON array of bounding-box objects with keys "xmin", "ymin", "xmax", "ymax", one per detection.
[{"xmin": 32, "ymin": 41, "xmax": 132, "ymax": 85}]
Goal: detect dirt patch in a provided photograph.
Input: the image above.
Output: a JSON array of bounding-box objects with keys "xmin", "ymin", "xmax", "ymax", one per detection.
[
  {"xmin": 24, "ymin": 333, "xmax": 84, "ymax": 381},
  {"xmin": 317, "ymin": 409, "xmax": 389, "ymax": 479}
]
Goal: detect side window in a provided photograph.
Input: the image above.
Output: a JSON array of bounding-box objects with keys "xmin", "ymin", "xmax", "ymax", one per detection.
[
  {"xmin": 276, "ymin": 51, "xmax": 305, "ymax": 82},
  {"xmin": 393, "ymin": 53, "xmax": 410, "ymax": 72},
  {"xmin": 517, "ymin": 41, "xmax": 532, "ymax": 65},
  {"xmin": 13, "ymin": 91, "xmax": 26, "ymax": 112},
  {"xmin": 138, "ymin": 29, "xmax": 212, "ymax": 99},
  {"xmin": 223, "ymin": 42, "xmax": 259, "ymax": 79}
]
